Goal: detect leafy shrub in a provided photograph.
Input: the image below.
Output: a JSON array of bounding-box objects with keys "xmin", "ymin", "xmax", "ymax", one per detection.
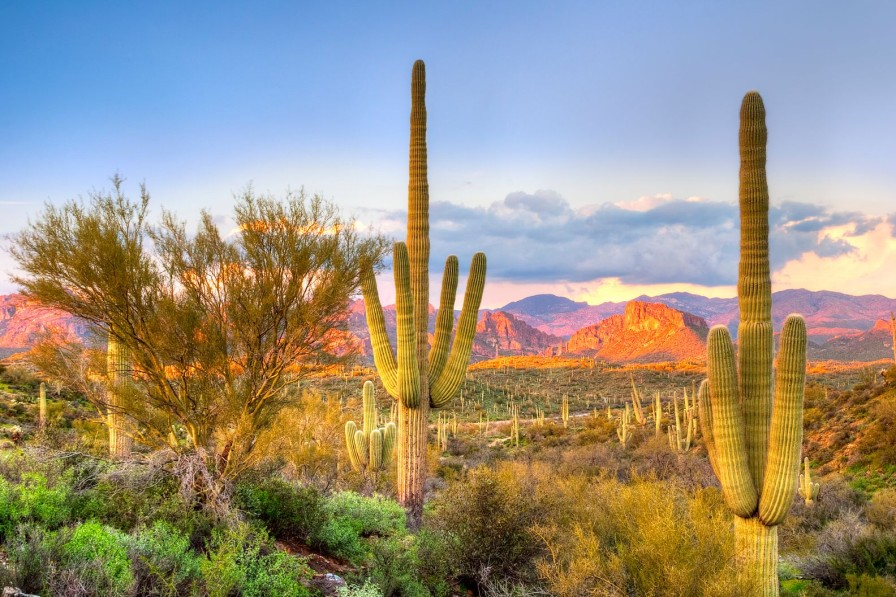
[
  {"xmin": 62, "ymin": 520, "xmax": 134, "ymax": 596},
  {"xmin": 365, "ymin": 535, "xmax": 432, "ymax": 597},
  {"xmin": 201, "ymin": 521, "xmax": 311, "ymax": 597},
  {"xmin": 866, "ymin": 488, "xmax": 896, "ymax": 532},
  {"xmin": 234, "ymin": 475, "xmax": 328, "ymax": 544},
  {"xmin": 128, "ymin": 520, "xmax": 201, "ymax": 596},
  {"xmin": 0, "ymin": 472, "xmax": 72, "ymax": 539},
  {"xmin": 0, "ymin": 522, "xmax": 60, "ymax": 594},
  {"xmin": 339, "ymin": 580, "xmax": 385, "ymax": 597},
  {"xmin": 324, "ymin": 491, "xmax": 406, "ymax": 538},
  {"xmin": 803, "ymin": 511, "xmax": 896, "ymax": 589},
  {"xmin": 427, "ymin": 463, "xmax": 548, "ymax": 589},
  {"xmin": 316, "ymin": 515, "xmax": 366, "ymax": 563}
]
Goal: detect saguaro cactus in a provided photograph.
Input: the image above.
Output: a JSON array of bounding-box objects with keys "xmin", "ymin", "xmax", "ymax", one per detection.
[
  {"xmin": 799, "ymin": 457, "xmax": 820, "ymax": 505},
  {"xmin": 698, "ymin": 92, "xmax": 807, "ymax": 597},
  {"xmin": 345, "ymin": 381, "xmax": 396, "ymax": 474},
  {"xmin": 361, "ymin": 60, "xmax": 486, "ymax": 527},
  {"xmin": 107, "ymin": 332, "xmax": 134, "ymax": 459},
  {"xmin": 38, "ymin": 382, "xmax": 47, "ymax": 430}
]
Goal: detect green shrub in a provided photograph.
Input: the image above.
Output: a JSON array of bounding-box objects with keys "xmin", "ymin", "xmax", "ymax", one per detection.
[
  {"xmin": 365, "ymin": 535, "xmax": 431, "ymax": 597},
  {"xmin": 234, "ymin": 476, "xmax": 328, "ymax": 544},
  {"xmin": 316, "ymin": 515, "xmax": 366, "ymax": 563},
  {"xmin": 62, "ymin": 520, "xmax": 134, "ymax": 596},
  {"xmin": 325, "ymin": 491, "xmax": 406, "ymax": 537},
  {"xmin": 426, "ymin": 463, "xmax": 548, "ymax": 588},
  {"xmin": 339, "ymin": 580, "xmax": 385, "ymax": 597},
  {"xmin": 0, "ymin": 472, "xmax": 72, "ymax": 539},
  {"xmin": 0, "ymin": 522, "xmax": 60, "ymax": 594},
  {"xmin": 201, "ymin": 521, "xmax": 311, "ymax": 597},
  {"xmin": 128, "ymin": 520, "xmax": 201, "ymax": 596}
]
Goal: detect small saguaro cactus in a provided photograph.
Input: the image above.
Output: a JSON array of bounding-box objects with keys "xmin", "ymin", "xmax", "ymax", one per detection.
[
  {"xmin": 561, "ymin": 394, "xmax": 569, "ymax": 428},
  {"xmin": 617, "ymin": 403, "xmax": 632, "ymax": 448},
  {"xmin": 698, "ymin": 91, "xmax": 807, "ymax": 597},
  {"xmin": 107, "ymin": 332, "xmax": 134, "ymax": 459},
  {"xmin": 345, "ymin": 381, "xmax": 396, "ymax": 474},
  {"xmin": 361, "ymin": 60, "xmax": 486, "ymax": 528},
  {"xmin": 668, "ymin": 391, "xmax": 695, "ymax": 453},
  {"xmin": 654, "ymin": 392, "xmax": 662, "ymax": 435},
  {"xmin": 630, "ymin": 375, "xmax": 647, "ymax": 425},
  {"xmin": 799, "ymin": 457, "xmax": 820, "ymax": 505},
  {"xmin": 38, "ymin": 382, "xmax": 47, "ymax": 430}
]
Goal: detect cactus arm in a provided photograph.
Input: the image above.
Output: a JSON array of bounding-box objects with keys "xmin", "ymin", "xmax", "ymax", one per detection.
[
  {"xmin": 707, "ymin": 325, "xmax": 759, "ymax": 518},
  {"xmin": 360, "ymin": 268, "xmax": 399, "ymax": 398},
  {"xmin": 738, "ymin": 91, "xmax": 774, "ymax": 492},
  {"xmin": 345, "ymin": 421, "xmax": 363, "ymax": 473},
  {"xmin": 698, "ymin": 380, "xmax": 721, "ymax": 478},
  {"xmin": 394, "ymin": 242, "xmax": 421, "ymax": 408},
  {"xmin": 353, "ymin": 430, "xmax": 369, "ymax": 468},
  {"xmin": 430, "ymin": 252, "xmax": 486, "ymax": 407},
  {"xmin": 759, "ymin": 314, "xmax": 806, "ymax": 525},
  {"xmin": 362, "ymin": 380, "xmax": 376, "ymax": 436},
  {"xmin": 369, "ymin": 429, "xmax": 384, "ymax": 470},
  {"xmin": 382, "ymin": 421, "xmax": 396, "ymax": 465},
  {"xmin": 429, "ymin": 255, "xmax": 459, "ymax": 382}
]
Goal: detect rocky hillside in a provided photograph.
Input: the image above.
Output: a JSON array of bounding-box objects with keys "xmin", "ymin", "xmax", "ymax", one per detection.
[
  {"xmin": 501, "ymin": 294, "xmax": 623, "ymax": 337},
  {"xmin": 0, "ymin": 294, "xmax": 92, "ymax": 357},
  {"xmin": 809, "ymin": 318, "xmax": 895, "ymax": 362},
  {"xmin": 472, "ymin": 311, "xmax": 562, "ymax": 358},
  {"xmin": 563, "ymin": 301, "xmax": 709, "ymax": 362}
]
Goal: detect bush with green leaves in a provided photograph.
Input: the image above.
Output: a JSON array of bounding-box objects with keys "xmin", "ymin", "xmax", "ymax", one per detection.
[
  {"xmin": 234, "ymin": 475, "xmax": 328, "ymax": 545},
  {"xmin": 0, "ymin": 472, "xmax": 72, "ymax": 539},
  {"xmin": 339, "ymin": 580, "xmax": 385, "ymax": 597},
  {"xmin": 201, "ymin": 521, "xmax": 312, "ymax": 597},
  {"xmin": 62, "ymin": 520, "xmax": 134, "ymax": 596},
  {"xmin": 127, "ymin": 520, "xmax": 202, "ymax": 596},
  {"xmin": 324, "ymin": 491, "xmax": 406, "ymax": 538},
  {"xmin": 0, "ymin": 522, "xmax": 60, "ymax": 594}
]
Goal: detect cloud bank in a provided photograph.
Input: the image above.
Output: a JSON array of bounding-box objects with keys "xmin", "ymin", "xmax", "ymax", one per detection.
[{"xmin": 363, "ymin": 190, "xmax": 883, "ymax": 287}]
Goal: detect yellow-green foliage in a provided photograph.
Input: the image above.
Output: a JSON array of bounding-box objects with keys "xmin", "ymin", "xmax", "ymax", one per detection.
[{"xmin": 534, "ymin": 477, "xmax": 752, "ymax": 596}]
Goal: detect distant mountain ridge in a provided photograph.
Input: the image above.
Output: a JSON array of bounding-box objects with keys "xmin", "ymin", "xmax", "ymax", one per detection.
[
  {"xmin": 562, "ymin": 301, "xmax": 709, "ymax": 362},
  {"xmin": 2, "ymin": 290, "xmax": 896, "ymax": 364}
]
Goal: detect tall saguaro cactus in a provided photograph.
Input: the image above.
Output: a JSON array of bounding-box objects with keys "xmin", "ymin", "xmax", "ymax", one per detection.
[
  {"xmin": 698, "ymin": 92, "xmax": 807, "ymax": 596},
  {"xmin": 345, "ymin": 381, "xmax": 396, "ymax": 474},
  {"xmin": 38, "ymin": 382, "xmax": 47, "ymax": 431},
  {"xmin": 107, "ymin": 332, "xmax": 134, "ymax": 459},
  {"xmin": 361, "ymin": 60, "xmax": 486, "ymax": 527}
]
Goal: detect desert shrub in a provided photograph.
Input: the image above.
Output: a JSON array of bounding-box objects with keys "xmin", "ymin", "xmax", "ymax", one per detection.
[
  {"xmin": 0, "ymin": 521, "xmax": 61, "ymax": 594},
  {"xmin": 316, "ymin": 515, "xmax": 367, "ymax": 563},
  {"xmin": 324, "ymin": 491, "xmax": 406, "ymax": 538},
  {"xmin": 533, "ymin": 476, "xmax": 745, "ymax": 597},
  {"xmin": 0, "ymin": 472, "xmax": 72, "ymax": 539},
  {"xmin": 201, "ymin": 521, "xmax": 311, "ymax": 597},
  {"xmin": 866, "ymin": 488, "xmax": 896, "ymax": 532},
  {"xmin": 62, "ymin": 520, "xmax": 134, "ymax": 596},
  {"xmin": 365, "ymin": 535, "xmax": 431, "ymax": 597},
  {"xmin": 780, "ymin": 474, "xmax": 866, "ymax": 553},
  {"xmin": 845, "ymin": 573, "xmax": 896, "ymax": 596},
  {"xmin": 127, "ymin": 520, "xmax": 202, "ymax": 596},
  {"xmin": 426, "ymin": 463, "xmax": 548, "ymax": 589},
  {"xmin": 233, "ymin": 475, "xmax": 328, "ymax": 544},
  {"xmin": 339, "ymin": 580, "xmax": 385, "ymax": 597},
  {"xmin": 803, "ymin": 510, "xmax": 896, "ymax": 589},
  {"xmin": 72, "ymin": 466, "xmax": 214, "ymax": 545}
]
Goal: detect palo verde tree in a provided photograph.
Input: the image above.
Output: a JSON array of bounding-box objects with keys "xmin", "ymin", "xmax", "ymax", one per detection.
[
  {"xmin": 10, "ymin": 177, "xmax": 387, "ymax": 481},
  {"xmin": 362, "ymin": 60, "xmax": 487, "ymax": 528}
]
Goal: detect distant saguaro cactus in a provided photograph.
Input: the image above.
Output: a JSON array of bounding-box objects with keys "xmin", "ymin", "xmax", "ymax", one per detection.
[
  {"xmin": 345, "ymin": 381, "xmax": 395, "ymax": 474},
  {"xmin": 107, "ymin": 332, "xmax": 134, "ymax": 459},
  {"xmin": 38, "ymin": 382, "xmax": 47, "ymax": 430},
  {"xmin": 799, "ymin": 457, "xmax": 820, "ymax": 505},
  {"xmin": 698, "ymin": 92, "xmax": 806, "ymax": 597},
  {"xmin": 361, "ymin": 60, "xmax": 486, "ymax": 528}
]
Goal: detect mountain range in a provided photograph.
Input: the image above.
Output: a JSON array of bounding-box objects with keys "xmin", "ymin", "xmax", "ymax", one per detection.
[{"xmin": 1, "ymin": 290, "xmax": 895, "ymax": 364}]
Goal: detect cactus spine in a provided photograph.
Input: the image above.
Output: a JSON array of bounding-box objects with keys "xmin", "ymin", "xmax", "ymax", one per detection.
[
  {"xmin": 345, "ymin": 381, "xmax": 396, "ymax": 474},
  {"xmin": 38, "ymin": 382, "xmax": 47, "ymax": 431},
  {"xmin": 698, "ymin": 92, "xmax": 806, "ymax": 597},
  {"xmin": 107, "ymin": 332, "xmax": 133, "ymax": 459},
  {"xmin": 361, "ymin": 60, "xmax": 486, "ymax": 528},
  {"xmin": 798, "ymin": 457, "xmax": 820, "ymax": 505}
]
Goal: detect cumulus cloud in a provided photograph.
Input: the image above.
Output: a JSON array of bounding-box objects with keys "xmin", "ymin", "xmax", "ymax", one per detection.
[{"xmin": 363, "ymin": 190, "xmax": 884, "ymax": 287}]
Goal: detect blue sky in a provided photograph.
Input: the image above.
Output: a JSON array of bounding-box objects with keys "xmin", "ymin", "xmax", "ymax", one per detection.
[{"xmin": 2, "ymin": 1, "xmax": 895, "ymax": 307}]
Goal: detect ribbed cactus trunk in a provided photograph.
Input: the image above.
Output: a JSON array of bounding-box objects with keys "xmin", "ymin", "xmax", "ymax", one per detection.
[
  {"xmin": 361, "ymin": 61, "xmax": 486, "ymax": 529},
  {"xmin": 107, "ymin": 332, "xmax": 133, "ymax": 459},
  {"xmin": 699, "ymin": 92, "xmax": 806, "ymax": 597},
  {"xmin": 38, "ymin": 382, "xmax": 47, "ymax": 431}
]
